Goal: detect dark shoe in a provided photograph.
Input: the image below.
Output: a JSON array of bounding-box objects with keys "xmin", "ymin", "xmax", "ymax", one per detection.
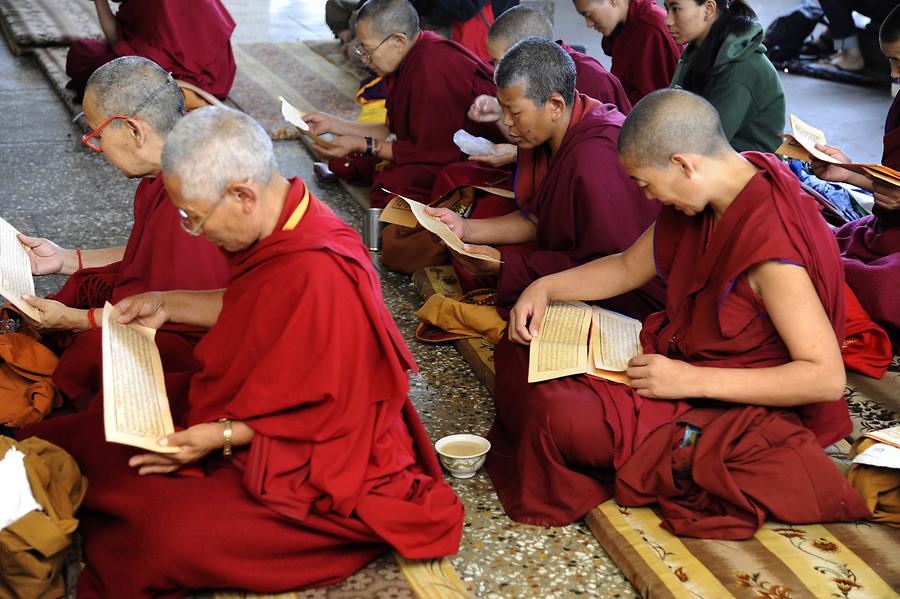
[{"xmin": 313, "ymin": 161, "xmax": 337, "ymax": 184}]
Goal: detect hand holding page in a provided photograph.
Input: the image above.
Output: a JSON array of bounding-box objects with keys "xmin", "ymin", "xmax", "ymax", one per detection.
[
  {"xmin": 278, "ymin": 96, "xmax": 336, "ymax": 149},
  {"xmin": 0, "ymin": 217, "xmax": 42, "ymax": 322},
  {"xmin": 382, "ymin": 188, "xmax": 502, "ymax": 263},
  {"xmin": 103, "ymin": 302, "xmax": 178, "ymax": 454}
]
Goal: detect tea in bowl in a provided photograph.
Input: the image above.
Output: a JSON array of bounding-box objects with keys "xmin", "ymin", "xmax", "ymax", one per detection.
[{"xmin": 435, "ymin": 434, "xmax": 491, "ymax": 479}]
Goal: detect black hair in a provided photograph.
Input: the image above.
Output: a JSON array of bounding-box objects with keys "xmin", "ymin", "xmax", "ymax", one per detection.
[
  {"xmin": 679, "ymin": 0, "xmax": 757, "ymax": 95},
  {"xmin": 880, "ymin": 4, "xmax": 900, "ymax": 44}
]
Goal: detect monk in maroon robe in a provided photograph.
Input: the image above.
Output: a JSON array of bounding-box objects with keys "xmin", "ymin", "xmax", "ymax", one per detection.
[
  {"xmin": 22, "ymin": 57, "xmax": 228, "ymax": 411},
  {"xmin": 812, "ymin": 10, "xmax": 900, "ymax": 347},
  {"xmin": 20, "ymin": 107, "xmax": 463, "ymax": 597},
  {"xmin": 429, "ymin": 39, "xmax": 663, "ymax": 318},
  {"xmin": 489, "ymin": 90, "xmax": 864, "ymax": 536},
  {"xmin": 573, "ymin": 0, "xmax": 682, "ymax": 105},
  {"xmin": 66, "ymin": 0, "xmax": 236, "ymax": 101},
  {"xmin": 305, "ymin": 0, "xmax": 503, "ymax": 208}
]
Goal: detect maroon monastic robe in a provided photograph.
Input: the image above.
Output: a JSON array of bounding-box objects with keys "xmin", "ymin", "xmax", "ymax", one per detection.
[
  {"xmin": 49, "ymin": 175, "xmax": 229, "ymax": 411},
  {"xmin": 601, "ymin": 0, "xmax": 682, "ymax": 105},
  {"xmin": 20, "ymin": 179, "xmax": 463, "ymax": 597},
  {"xmin": 486, "ymin": 153, "xmax": 855, "ymax": 531},
  {"xmin": 833, "ymin": 94, "xmax": 900, "ymax": 345},
  {"xmin": 558, "ymin": 41, "xmax": 632, "ymax": 114},
  {"xmin": 331, "ymin": 31, "xmax": 503, "ymax": 208},
  {"xmin": 497, "ymin": 93, "xmax": 665, "ymax": 319},
  {"xmin": 66, "ymin": 0, "xmax": 236, "ymax": 99}
]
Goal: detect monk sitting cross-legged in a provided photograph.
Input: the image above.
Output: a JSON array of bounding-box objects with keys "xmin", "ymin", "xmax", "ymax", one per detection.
[
  {"xmin": 66, "ymin": 0, "xmax": 236, "ymax": 102},
  {"xmin": 427, "ymin": 38, "xmax": 664, "ymax": 319},
  {"xmin": 21, "ymin": 56, "xmax": 229, "ymax": 412},
  {"xmin": 488, "ymin": 89, "xmax": 869, "ymax": 536},
  {"xmin": 303, "ymin": 0, "xmax": 504, "ymax": 209},
  {"xmin": 18, "ymin": 107, "xmax": 464, "ymax": 597}
]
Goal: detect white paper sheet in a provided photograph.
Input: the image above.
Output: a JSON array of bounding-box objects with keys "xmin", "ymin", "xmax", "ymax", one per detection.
[{"xmin": 0, "ymin": 448, "xmax": 42, "ymax": 530}]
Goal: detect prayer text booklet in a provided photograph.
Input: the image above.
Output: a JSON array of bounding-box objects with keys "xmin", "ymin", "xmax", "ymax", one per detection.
[
  {"xmin": 864, "ymin": 424, "xmax": 900, "ymax": 449},
  {"xmin": 528, "ymin": 300, "xmax": 641, "ymax": 385},
  {"xmin": 102, "ymin": 302, "xmax": 178, "ymax": 454},
  {"xmin": 0, "ymin": 216, "xmax": 42, "ymax": 322}
]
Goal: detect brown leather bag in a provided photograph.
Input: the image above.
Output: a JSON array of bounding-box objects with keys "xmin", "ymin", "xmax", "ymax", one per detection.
[
  {"xmin": 0, "ymin": 306, "xmax": 62, "ymax": 428},
  {"xmin": 0, "ymin": 436, "xmax": 88, "ymax": 599}
]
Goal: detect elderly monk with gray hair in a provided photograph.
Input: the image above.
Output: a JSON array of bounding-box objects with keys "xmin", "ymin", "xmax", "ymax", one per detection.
[
  {"xmin": 20, "ymin": 55, "xmax": 228, "ymax": 412},
  {"xmin": 19, "ymin": 106, "xmax": 463, "ymax": 598},
  {"xmin": 427, "ymin": 37, "xmax": 663, "ymax": 318}
]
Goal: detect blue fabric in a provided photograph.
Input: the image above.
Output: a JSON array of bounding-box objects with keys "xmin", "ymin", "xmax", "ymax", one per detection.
[{"xmin": 788, "ymin": 159, "xmax": 869, "ymax": 222}]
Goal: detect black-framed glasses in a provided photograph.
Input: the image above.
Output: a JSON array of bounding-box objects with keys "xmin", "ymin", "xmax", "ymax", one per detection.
[{"xmin": 353, "ymin": 33, "xmax": 397, "ymax": 63}]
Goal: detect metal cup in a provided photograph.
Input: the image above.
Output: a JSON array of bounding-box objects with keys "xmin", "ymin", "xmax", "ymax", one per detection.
[{"xmin": 362, "ymin": 207, "xmax": 383, "ymax": 252}]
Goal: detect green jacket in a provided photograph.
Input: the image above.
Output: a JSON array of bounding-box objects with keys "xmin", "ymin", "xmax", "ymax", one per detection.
[{"xmin": 671, "ymin": 22, "xmax": 785, "ymax": 153}]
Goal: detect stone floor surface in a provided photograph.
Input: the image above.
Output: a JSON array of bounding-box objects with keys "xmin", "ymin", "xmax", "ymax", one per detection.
[{"xmin": 0, "ymin": 0, "xmax": 891, "ymax": 597}]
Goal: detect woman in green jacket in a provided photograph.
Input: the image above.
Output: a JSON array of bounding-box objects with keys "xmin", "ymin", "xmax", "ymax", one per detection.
[{"xmin": 666, "ymin": 0, "xmax": 785, "ymax": 152}]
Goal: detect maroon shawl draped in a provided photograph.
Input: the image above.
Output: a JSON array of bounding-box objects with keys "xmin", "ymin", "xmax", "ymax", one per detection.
[
  {"xmin": 112, "ymin": 0, "xmax": 236, "ymax": 98},
  {"xmin": 498, "ymin": 93, "xmax": 665, "ymax": 319},
  {"xmin": 49, "ymin": 175, "xmax": 229, "ymax": 409},
  {"xmin": 833, "ymin": 93, "xmax": 900, "ymax": 344},
  {"xmin": 601, "ymin": 0, "xmax": 682, "ymax": 105},
  {"xmin": 558, "ymin": 40, "xmax": 632, "ymax": 114},
  {"xmin": 369, "ymin": 31, "xmax": 502, "ymax": 207},
  {"xmin": 183, "ymin": 178, "xmax": 463, "ymax": 558}
]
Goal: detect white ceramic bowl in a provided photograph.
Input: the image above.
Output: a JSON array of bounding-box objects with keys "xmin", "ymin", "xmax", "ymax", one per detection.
[{"xmin": 435, "ymin": 434, "xmax": 491, "ymax": 479}]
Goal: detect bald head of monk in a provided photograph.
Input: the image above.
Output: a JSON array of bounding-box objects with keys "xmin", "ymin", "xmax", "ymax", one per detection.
[
  {"xmin": 880, "ymin": 5, "xmax": 900, "ymax": 78},
  {"xmin": 354, "ymin": 0, "xmax": 420, "ymax": 76},
  {"xmin": 618, "ymin": 89, "xmax": 757, "ymax": 216},
  {"xmin": 494, "ymin": 37, "xmax": 576, "ymax": 152},
  {"xmin": 487, "ymin": 6, "xmax": 554, "ymax": 64},
  {"xmin": 82, "ymin": 56, "xmax": 185, "ymax": 179},
  {"xmin": 161, "ymin": 106, "xmax": 291, "ymax": 252}
]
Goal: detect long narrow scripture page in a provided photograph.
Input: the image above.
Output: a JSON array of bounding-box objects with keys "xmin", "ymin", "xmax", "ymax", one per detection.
[
  {"xmin": 528, "ymin": 300, "xmax": 592, "ymax": 383},
  {"xmin": 102, "ymin": 302, "xmax": 178, "ymax": 453},
  {"xmin": 0, "ymin": 217, "xmax": 41, "ymax": 322}
]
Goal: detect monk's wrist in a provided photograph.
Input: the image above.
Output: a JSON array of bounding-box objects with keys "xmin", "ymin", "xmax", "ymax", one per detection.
[{"xmin": 60, "ymin": 249, "xmax": 78, "ymax": 275}]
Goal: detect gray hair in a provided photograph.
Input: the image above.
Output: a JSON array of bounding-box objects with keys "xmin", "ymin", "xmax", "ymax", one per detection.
[
  {"xmin": 357, "ymin": 0, "xmax": 419, "ymax": 39},
  {"xmin": 85, "ymin": 56, "xmax": 185, "ymax": 134},
  {"xmin": 489, "ymin": 6, "xmax": 553, "ymax": 45},
  {"xmin": 495, "ymin": 37, "xmax": 576, "ymax": 106},
  {"xmin": 618, "ymin": 89, "xmax": 732, "ymax": 167},
  {"xmin": 161, "ymin": 107, "xmax": 278, "ymax": 201}
]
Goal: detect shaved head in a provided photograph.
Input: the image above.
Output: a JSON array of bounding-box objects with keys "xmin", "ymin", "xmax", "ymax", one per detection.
[
  {"xmin": 356, "ymin": 0, "xmax": 419, "ymax": 39},
  {"xmin": 618, "ymin": 89, "xmax": 732, "ymax": 168},
  {"xmin": 85, "ymin": 56, "xmax": 184, "ymax": 134},
  {"xmin": 161, "ymin": 107, "xmax": 278, "ymax": 201},
  {"xmin": 881, "ymin": 4, "xmax": 900, "ymax": 43},
  {"xmin": 489, "ymin": 6, "xmax": 553, "ymax": 46},
  {"xmin": 495, "ymin": 37, "xmax": 576, "ymax": 106}
]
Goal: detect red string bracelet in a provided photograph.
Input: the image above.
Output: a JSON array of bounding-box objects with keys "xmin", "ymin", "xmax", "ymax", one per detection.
[
  {"xmin": 87, "ymin": 307, "xmax": 98, "ymax": 330},
  {"xmin": 75, "ymin": 248, "xmax": 83, "ymax": 271}
]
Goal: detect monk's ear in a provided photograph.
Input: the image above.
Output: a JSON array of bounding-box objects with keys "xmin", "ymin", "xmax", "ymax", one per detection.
[
  {"xmin": 125, "ymin": 118, "xmax": 146, "ymax": 147},
  {"xmin": 225, "ymin": 180, "xmax": 258, "ymax": 213},
  {"xmin": 547, "ymin": 93, "xmax": 567, "ymax": 120},
  {"xmin": 670, "ymin": 153, "xmax": 697, "ymax": 178}
]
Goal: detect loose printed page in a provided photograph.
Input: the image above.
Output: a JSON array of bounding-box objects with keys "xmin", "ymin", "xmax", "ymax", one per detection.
[
  {"xmin": 788, "ymin": 114, "xmax": 836, "ymax": 163},
  {"xmin": 528, "ymin": 300, "xmax": 592, "ymax": 383},
  {"xmin": 0, "ymin": 217, "xmax": 41, "ymax": 322},
  {"xmin": 591, "ymin": 307, "xmax": 642, "ymax": 371},
  {"xmin": 385, "ymin": 189, "xmax": 502, "ymax": 263},
  {"xmin": 102, "ymin": 303, "xmax": 178, "ymax": 453},
  {"xmin": 864, "ymin": 424, "xmax": 900, "ymax": 449},
  {"xmin": 278, "ymin": 96, "xmax": 336, "ymax": 149},
  {"xmin": 379, "ymin": 195, "xmax": 419, "ymax": 228}
]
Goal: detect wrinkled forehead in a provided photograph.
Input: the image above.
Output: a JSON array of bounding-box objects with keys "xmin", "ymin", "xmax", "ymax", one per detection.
[
  {"xmin": 355, "ymin": 18, "xmax": 387, "ymax": 47},
  {"xmin": 496, "ymin": 81, "xmax": 539, "ymax": 110}
]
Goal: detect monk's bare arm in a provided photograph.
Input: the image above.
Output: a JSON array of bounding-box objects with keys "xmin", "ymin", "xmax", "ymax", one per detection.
[
  {"xmin": 509, "ymin": 227, "xmax": 657, "ymax": 343},
  {"xmin": 630, "ymin": 262, "xmax": 845, "ymax": 405},
  {"xmin": 463, "ymin": 211, "xmax": 537, "ymax": 245},
  {"xmin": 115, "ymin": 289, "xmax": 225, "ymax": 329},
  {"xmin": 76, "ymin": 246, "xmax": 127, "ymax": 273},
  {"xmin": 93, "ymin": 0, "xmax": 120, "ymax": 45},
  {"xmin": 18, "ymin": 234, "xmax": 125, "ymax": 276}
]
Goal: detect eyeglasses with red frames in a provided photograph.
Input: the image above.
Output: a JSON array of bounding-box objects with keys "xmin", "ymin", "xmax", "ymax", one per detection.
[{"xmin": 81, "ymin": 75, "xmax": 176, "ymax": 153}]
